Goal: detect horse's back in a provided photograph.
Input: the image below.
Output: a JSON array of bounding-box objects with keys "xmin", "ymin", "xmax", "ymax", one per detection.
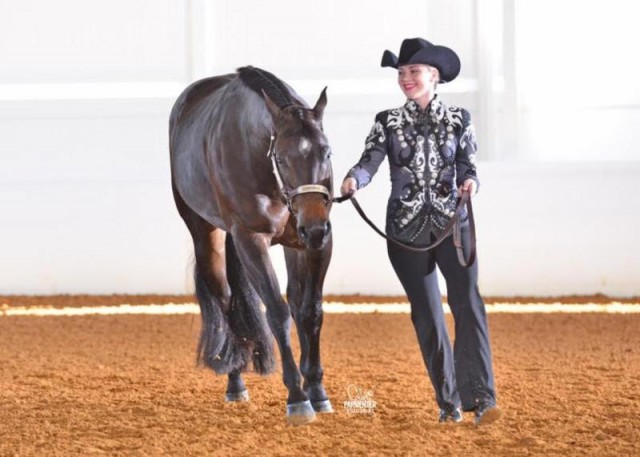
[
  {"xmin": 170, "ymin": 74, "xmax": 237, "ymax": 228},
  {"xmin": 169, "ymin": 74, "xmax": 234, "ymax": 140},
  {"xmin": 170, "ymin": 67, "xmax": 302, "ymax": 233}
]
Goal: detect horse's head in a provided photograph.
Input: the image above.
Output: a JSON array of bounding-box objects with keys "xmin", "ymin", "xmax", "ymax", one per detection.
[{"xmin": 263, "ymin": 88, "xmax": 333, "ymax": 249}]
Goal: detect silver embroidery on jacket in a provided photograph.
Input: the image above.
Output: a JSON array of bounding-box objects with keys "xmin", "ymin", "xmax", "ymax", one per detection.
[{"xmin": 347, "ymin": 95, "xmax": 478, "ymax": 243}]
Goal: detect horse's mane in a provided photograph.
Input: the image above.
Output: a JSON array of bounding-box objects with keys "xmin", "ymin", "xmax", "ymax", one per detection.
[{"xmin": 237, "ymin": 66, "xmax": 294, "ymax": 110}]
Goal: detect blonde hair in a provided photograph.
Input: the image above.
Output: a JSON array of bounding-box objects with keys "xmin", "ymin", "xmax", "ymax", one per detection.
[{"xmin": 425, "ymin": 64, "xmax": 440, "ymax": 91}]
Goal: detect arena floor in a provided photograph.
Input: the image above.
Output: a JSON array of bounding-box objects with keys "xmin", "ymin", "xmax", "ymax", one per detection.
[{"xmin": 1, "ymin": 295, "xmax": 639, "ymax": 456}]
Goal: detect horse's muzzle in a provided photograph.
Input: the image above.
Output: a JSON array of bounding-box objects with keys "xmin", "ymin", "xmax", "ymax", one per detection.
[{"xmin": 298, "ymin": 221, "xmax": 332, "ymax": 249}]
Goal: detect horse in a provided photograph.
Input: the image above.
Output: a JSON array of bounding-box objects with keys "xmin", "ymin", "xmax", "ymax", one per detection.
[{"xmin": 169, "ymin": 66, "xmax": 335, "ymax": 425}]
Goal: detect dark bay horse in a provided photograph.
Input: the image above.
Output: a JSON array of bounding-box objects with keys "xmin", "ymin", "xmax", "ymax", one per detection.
[{"xmin": 169, "ymin": 66, "xmax": 335, "ymax": 425}]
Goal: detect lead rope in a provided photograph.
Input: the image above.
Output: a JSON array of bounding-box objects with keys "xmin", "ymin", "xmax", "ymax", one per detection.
[{"xmin": 332, "ymin": 190, "xmax": 476, "ymax": 268}]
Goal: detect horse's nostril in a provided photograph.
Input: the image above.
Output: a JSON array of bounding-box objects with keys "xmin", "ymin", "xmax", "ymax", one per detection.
[
  {"xmin": 298, "ymin": 226, "xmax": 308, "ymax": 239},
  {"xmin": 298, "ymin": 222, "xmax": 331, "ymax": 247}
]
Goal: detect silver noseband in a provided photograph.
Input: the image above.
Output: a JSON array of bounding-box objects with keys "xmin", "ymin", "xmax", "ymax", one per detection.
[{"xmin": 267, "ymin": 134, "xmax": 332, "ymax": 212}]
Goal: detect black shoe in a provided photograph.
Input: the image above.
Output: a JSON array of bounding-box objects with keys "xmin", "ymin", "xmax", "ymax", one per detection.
[
  {"xmin": 474, "ymin": 404, "xmax": 502, "ymax": 425},
  {"xmin": 438, "ymin": 407, "xmax": 463, "ymax": 423}
]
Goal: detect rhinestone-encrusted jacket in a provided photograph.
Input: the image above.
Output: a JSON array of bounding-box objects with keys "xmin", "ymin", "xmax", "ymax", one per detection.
[{"xmin": 346, "ymin": 96, "xmax": 479, "ymax": 245}]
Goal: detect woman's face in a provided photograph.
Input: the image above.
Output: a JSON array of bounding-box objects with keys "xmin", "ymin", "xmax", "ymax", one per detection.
[{"xmin": 397, "ymin": 64, "xmax": 438, "ymax": 104}]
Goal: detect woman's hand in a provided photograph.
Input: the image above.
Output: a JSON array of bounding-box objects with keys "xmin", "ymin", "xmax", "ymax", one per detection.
[
  {"xmin": 341, "ymin": 177, "xmax": 358, "ymax": 198},
  {"xmin": 459, "ymin": 179, "xmax": 477, "ymax": 197}
]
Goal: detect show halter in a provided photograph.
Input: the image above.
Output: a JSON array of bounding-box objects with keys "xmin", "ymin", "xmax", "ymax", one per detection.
[
  {"xmin": 267, "ymin": 133, "xmax": 331, "ymax": 213},
  {"xmin": 267, "ymin": 131, "xmax": 475, "ymax": 268}
]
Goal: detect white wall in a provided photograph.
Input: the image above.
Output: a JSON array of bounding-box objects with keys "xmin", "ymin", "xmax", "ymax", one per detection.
[
  {"xmin": 1, "ymin": 0, "xmax": 639, "ymax": 296},
  {"xmin": 327, "ymin": 161, "xmax": 640, "ymax": 297},
  {"xmin": 0, "ymin": 0, "xmax": 188, "ymax": 83}
]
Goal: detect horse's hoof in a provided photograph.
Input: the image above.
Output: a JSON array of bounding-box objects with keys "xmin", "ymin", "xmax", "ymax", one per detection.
[
  {"xmin": 225, "ymin": 389, "xmax": 250, "ymax": 402},
  {"xmin": 286, "ymin": 400, "xmax": 316, "ymax": 425},
  {"xmin": 311, "ymin": 399, "xmax": 334, "ymax": 413}
]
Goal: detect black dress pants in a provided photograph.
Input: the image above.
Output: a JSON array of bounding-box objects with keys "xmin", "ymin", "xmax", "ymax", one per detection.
[{"xmin": 387, "ymin": 225, "xmax": 496, "ymax": 412}]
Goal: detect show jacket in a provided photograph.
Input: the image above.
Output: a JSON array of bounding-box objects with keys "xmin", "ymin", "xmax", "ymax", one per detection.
[{"xmin": 346, "ymin": 95, "xmax": 479, "ymax": 245}]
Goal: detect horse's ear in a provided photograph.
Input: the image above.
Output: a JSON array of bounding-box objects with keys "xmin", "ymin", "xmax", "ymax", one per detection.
[
  {"xmin": 261, "ymin": 90, "xmax": 281, "ymax": 119},
  {"xmin": 313, "ymin": 86, "xmax": 328, "ymax": 120}
]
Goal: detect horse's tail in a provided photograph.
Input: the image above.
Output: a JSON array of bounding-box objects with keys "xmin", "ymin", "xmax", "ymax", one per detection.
[
  {"xmin": 194, "ymin": 263, "xmax": 250, "ymax": 374},
  {"xmin": 224, "ymin": 234, "xmax": 276, "ymax": 375}
]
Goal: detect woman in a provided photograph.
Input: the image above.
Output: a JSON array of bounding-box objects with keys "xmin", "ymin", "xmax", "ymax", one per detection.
[{"xmin": 341, "ymin": 38, "xmax": 501, "ymax": 425}]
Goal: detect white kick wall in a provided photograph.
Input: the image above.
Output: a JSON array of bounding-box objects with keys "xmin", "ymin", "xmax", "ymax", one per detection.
[{"xmin": 1, "ymin": 0, "xmax": 639, "ymax": 296}]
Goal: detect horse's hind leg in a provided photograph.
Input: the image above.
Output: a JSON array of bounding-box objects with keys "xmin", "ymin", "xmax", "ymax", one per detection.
[
  {"xmin": 284, "ymin": 241, "xmax": 333, "ymax": 413},
  {"xmin": 226, "ymin": 369, "xmax": 249, "ymax": 402},
  {"xmin": 172, "ymin": 184, "xmax": 250, "ymax": 401},
  {"xmin": 194, "ymin": 229, "xmax": 252, "ymax": 402}
]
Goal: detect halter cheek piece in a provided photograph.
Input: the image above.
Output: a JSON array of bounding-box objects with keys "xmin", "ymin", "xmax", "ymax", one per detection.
[
  {"xmin": 266, "ymin": 131, "xmax": 475, "ymax": 266},
  {"xmin": 267, "ymin": 133, "xmax": 333, "ymax": 213}
]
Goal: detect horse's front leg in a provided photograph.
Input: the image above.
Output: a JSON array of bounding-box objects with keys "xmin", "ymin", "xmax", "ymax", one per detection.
[
  {"xmin": 231, "ymin": 229, "xmax": 314, "ymax": 425},
  {"xmin": 285, "ymin": 237, "xmax": 333, "ymax": 413}
]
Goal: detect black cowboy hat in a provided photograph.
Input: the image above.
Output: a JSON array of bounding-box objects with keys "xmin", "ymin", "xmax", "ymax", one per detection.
[{"xmin": 381, "ymin": 38, "xmax": 461, "ymax": 83}]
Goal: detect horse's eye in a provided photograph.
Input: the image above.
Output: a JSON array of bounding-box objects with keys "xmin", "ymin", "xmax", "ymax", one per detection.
[{"xmin": 323, "ymin": 146, "xmax": 332, "ymax": 159}]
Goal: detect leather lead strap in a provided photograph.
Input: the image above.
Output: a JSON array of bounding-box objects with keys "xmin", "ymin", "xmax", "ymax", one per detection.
[{"xmin": 340, "ymin": 191, "xmax": 476, "ymax": 268}]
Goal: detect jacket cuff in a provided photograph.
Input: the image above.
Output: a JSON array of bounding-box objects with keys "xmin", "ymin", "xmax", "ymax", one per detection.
[{"xmin": 346, "ymin": 170, "xmax": 362, "ymax": 189}]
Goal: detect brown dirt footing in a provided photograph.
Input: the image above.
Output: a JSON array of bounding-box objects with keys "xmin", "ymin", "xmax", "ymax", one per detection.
[
  {"xmin": 0, "ymin": 295, "xmax": 639, "ymax": 456},
  {"xmin": 1, "ymin": 293, "xmax": 638, "ymax": 308}
]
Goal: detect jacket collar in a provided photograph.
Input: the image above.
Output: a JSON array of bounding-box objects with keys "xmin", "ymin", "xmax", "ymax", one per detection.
[{"xmin": 404, "ymin": 95, "xmax": 445, "ymax": 125}]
